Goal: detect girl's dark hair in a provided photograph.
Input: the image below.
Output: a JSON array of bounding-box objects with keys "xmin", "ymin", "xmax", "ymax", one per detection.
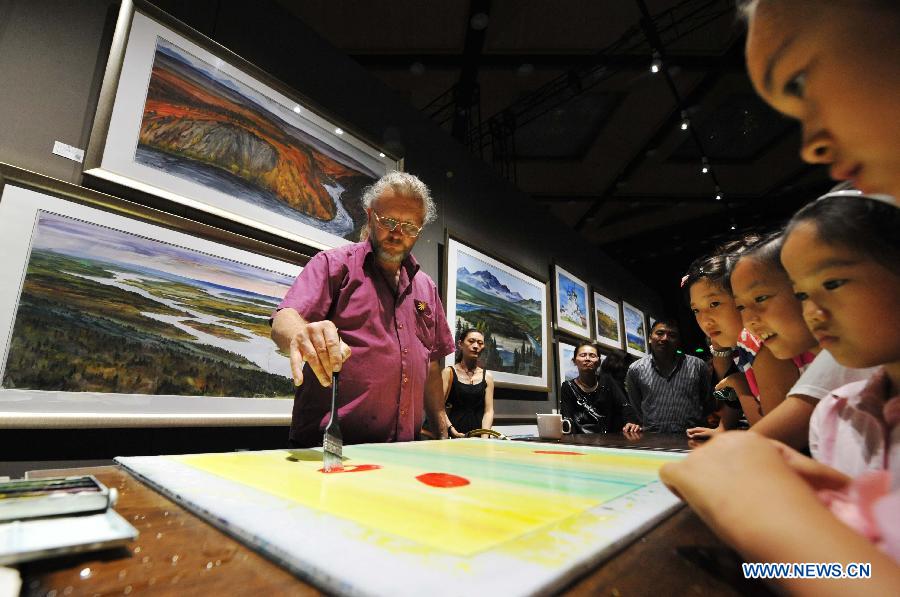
[
  {"xmin": 682, "ymin": 234, "xmax": 762, "ymax": 304},
  {"xmin": 723, "ymin": 231, "xmax": 786, "ymax": 292},
  {"xmin": 785, "ymin": 195, "xmax": 900, "ymax": 276},
  {"xmin": 454, "ymin": 328, "xmax": 484, "ymax": 363},
  {"xmin": 600, "ymin": 351, "xmax": 627, "ymax": 382}
]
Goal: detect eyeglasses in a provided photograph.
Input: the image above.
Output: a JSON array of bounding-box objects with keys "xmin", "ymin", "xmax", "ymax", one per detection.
[{"xmin": 371, "ymin": 210, "xmax": 423, "ymax": 238}]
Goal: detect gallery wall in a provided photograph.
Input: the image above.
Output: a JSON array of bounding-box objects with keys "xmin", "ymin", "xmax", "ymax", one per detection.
[{"xmin": 0, "ymin": 0, "xmax": 662, "ymax": 454}]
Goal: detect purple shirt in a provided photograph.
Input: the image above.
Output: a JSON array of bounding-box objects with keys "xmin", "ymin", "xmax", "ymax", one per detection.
[{"xmin": 278, "ymin": 240, "xmax": 455, "ymax": 447}]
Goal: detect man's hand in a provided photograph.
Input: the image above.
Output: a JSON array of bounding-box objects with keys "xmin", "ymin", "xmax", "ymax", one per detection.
[
  {"xmin": 622, "ymin": 422, "xmax": 642, "ymax": 434},
  {"xmin": 272, "ymin": 309, "xmax": 350, "ymax": 387}
]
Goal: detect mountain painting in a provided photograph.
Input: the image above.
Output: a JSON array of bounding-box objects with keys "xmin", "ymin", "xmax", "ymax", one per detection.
[
  {"xmin": 452, "ymin": 251, "xmax": 543, "ymax": 379},
  {"xmin": 1, "ymin": 212, "xmax": 296, "ymax": 398},
  {"xmin": 622, "ymin": 303, "xmax": 647, "ymax": 356},
  {"xmin": 136, "ymin": 38, "xmax": 380, "ymax": 242}
]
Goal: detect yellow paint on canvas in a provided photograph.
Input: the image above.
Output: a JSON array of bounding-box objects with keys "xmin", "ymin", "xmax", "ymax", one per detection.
[{"xmin": 173, "ymin": 441, "xmax": 678, "ymax": 557}]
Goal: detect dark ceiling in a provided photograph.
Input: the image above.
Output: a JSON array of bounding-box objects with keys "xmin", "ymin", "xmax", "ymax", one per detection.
[{"xmin": 276, "ymin": 0, "xmax": 833, "ymax": 347}]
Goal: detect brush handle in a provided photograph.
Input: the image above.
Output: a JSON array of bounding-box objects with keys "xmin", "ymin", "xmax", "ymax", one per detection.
[{"xmin": 329, "ymin": 372, "xmax": 339, "ymax": 424}]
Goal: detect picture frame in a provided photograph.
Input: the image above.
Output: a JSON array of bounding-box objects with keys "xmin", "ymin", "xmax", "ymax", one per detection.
[
  {"xmin": 84, "ymin": 0, "xmax": 400, "ymax": 251},
  {"xmin": 593, "ymin": 291, "xmax": 624, "ymax": 351},
  {"xmin": 0, "ymin": 163, "xmax": 308, "ymax": 428},
  {"xmin": 443, "ymin": 235, "xmax": 550, "ymax": 391},
  {"xmin": 622, "ymin": 301, "xmax": 648, "ymax": 358},
  {"xmin": 556, "ymin": 339, "xmax": 580, "ymax": 386},
  {"xmin": 553, "ymin": 265, "xmax": 592, "ymax": 340}
]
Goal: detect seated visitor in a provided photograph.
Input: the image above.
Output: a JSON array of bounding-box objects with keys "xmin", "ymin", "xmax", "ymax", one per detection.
[{"xmin": 559, "ymin": 342, "xmax": 640, "ymax": 434}]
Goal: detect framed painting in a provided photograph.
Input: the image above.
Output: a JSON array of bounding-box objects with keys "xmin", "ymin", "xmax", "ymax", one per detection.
[
  {"xmin": 622, "ymin": 301, "xmax": 647, "ymax": 358},
  {"xmin": 593, "ymin": 291, "xmax": 624, "ymax": 351},
  {"xmin": 84, "ymin": 0, "xmax": 400, "ymax": 251},
  {"xmin": 443, "ymin": 236, "xmax": 550, "ymax": 391},
  {"xmin": 0, "ymin": 164, "xmax": 307, "ymax": 427},
  {"xmin": 556, "ymin": 339, "xmax": 579, "ymax": 386},
  {"xmin": 553, "ymin": 265, "xmax": 592, "ymax": 340}
]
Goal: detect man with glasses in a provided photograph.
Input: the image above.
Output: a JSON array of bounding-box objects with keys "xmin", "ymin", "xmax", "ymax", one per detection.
[{"xmin": 272, "ymin": 172, "xmax": 455, "ymax": 447}]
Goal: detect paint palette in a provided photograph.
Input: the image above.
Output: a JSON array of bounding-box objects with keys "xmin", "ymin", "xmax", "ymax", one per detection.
[{"xmin": 118, "ymin": 440, "xmax": 685, "ymax": 596}]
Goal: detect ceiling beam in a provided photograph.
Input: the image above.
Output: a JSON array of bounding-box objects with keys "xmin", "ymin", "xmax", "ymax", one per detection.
[
  {"xmin": 348, "ymin": 52, "xmax": 745, "ymax": 72},
  {"xmin": 534, "ymin": 193, "xmax": 755, "ymax": 205},
  {"xmin": 451, "ymin": 0, "xmax": 491, "ymax": 140}
]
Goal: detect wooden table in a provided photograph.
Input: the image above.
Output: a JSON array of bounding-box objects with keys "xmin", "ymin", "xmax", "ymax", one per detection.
[{"xmin": 18, "ymin": 435, "xmax": 773, "ymax": 596}]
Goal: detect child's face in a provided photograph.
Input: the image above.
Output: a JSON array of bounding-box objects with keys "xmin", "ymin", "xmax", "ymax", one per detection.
[
  {"xmin": 781, "ymin": 222, "xmax": 900, "ymax": 369},
  {"xmin": 730, "ymin": 256, "xmax": 818, "ymax": 359},
  {"xmin": 689, "ymin": 278, "xmax": 743, "ymax": 348},
  {"xmin": 745, "ymin": 2, "xmax": 900, "ymax": 200}
]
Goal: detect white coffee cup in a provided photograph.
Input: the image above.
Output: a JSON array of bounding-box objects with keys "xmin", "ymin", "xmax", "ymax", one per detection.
[{"xmin": 536, "ymin": 413, "xmax": 571, "ymax": 440}]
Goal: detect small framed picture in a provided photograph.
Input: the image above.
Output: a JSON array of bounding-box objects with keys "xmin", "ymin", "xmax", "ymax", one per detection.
[
  {"xmin": 622, "ymin": 301, "xmax": 647, "ymax": 358},
  {"xmin": 553, "ymin": 265, "xmax": 591, "ymax": 340},
  {"xmin": 593, "ymin": 291, "xmax": 624, "ymax": 350}
]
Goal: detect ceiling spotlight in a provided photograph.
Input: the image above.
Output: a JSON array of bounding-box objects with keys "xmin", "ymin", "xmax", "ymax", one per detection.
[
  {"xmin": 517, "ymin": 63, "xmax": 535, "ymax": 77},
  {"xmin": 292, "ymin": 105, "xmax": 301, "ymax": 114},
  {"xmin": 334, "ymin": 128, "xmax": 344, "ymax": 135},
  {"xmin": 680, "ymin": 111, "xmax": 690, "ymax": 130},
  {"xmin": 715, "ymin": 192, "xmax": 723, "ymax": 201},
  {"xmin": 701, "ymin": 157, "xmax": 709, "ymax": 174},
  {"xmin": 470, "ymin": 12, "xmax": 489, "ymax": 30},
  {"xmin": 379, "ymin": 152, "xmax": 386, "ymax": 158},
  {"xmin": 650, "ymin": 52, "xmax": 662, "ymax": 74},
  {"xmin": 730, "ymin": 224, "xmax": 736, "ymax": 230}
]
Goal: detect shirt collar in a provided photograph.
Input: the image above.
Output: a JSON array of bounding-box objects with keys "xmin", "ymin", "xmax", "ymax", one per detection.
[{"xmin": 649, "ymin": 351, "xmax": 684, "ymax": 375}]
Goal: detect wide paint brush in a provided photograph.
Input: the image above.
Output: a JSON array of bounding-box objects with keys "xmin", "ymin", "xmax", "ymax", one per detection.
[{"xmin": 322, "ymin": 372, "xmax": 343, "ymax": 472}]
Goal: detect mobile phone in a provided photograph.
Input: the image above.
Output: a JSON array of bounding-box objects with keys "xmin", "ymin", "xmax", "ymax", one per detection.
[{"xmin": 0, "ymin": 476, "xmax": 113, "ymax": 522}]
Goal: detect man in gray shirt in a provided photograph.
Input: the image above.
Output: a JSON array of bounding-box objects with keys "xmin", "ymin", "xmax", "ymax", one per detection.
[{"xmin": 625, "ymin": 319, "xmax": 711, "ymax": 433}]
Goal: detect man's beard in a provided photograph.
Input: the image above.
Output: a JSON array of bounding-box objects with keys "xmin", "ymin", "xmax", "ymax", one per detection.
[{"xmin": 372, "ymin": 237, "xmax": 410, "ymax": 263}]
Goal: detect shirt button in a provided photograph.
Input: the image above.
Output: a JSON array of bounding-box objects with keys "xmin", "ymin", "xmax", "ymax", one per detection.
[
  {"xmin": 402, "ymin": 348, "xmax": 408, "ymax": 354},
  {"xmin": 400, "ymin": 409, "xmax": 407, "ymax": 416},
  {"xmin": 403, "ymin": 376, "xmax": 408, "ymax": 384}
]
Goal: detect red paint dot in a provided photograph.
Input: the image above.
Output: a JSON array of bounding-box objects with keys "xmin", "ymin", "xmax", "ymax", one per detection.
[
  {"xmin": 318, "ymin": 464, "xmax": 382, "ymax": 474},
  {"xmin": 416, "ymin": 472, "xmax": 470, "ymax": 488},
  {"xmin": 533, "ymin": 450, "xmax": 583, "ymax": 455}
]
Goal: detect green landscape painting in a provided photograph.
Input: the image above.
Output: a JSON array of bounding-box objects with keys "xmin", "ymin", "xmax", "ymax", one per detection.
[
  {"xmin": 594, "ymin": 293, "xmax": 621, "ymax": 349},
  {"xmin": 1, "ymin": 212, "xmax": 296, "ymax": 398},
  {"xmin": 453, "ymin": 251, "xmax": 543, "ymax": 378}
]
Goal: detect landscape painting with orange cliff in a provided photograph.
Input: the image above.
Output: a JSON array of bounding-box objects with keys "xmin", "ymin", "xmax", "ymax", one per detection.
[{"xmin": 136, "ymin": 38, "xmax": 381, "ymax": 243}]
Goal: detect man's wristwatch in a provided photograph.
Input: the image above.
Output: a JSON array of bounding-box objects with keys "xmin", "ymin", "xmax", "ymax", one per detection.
[{"xmin": 710, "ymin": 346, "xmax": 733, "ymax": 358}]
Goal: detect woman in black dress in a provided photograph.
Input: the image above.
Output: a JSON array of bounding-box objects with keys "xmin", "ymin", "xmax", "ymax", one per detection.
[
  {"xmin": 559, "ymin": 342, "xmax": 640, "ymax": 434},
  {"xmin": 442, "ymin": 328, "xmax": 495, "ymax": 438}
]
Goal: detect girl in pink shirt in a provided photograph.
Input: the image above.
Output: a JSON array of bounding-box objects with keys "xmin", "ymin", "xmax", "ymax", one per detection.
[{"xmin": 781, "ymin": 194, "xmax": 900, "ymax": 562}]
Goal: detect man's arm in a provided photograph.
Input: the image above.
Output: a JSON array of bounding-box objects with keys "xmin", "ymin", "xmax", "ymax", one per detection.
[
  {"xmin": 424, "ymin": 360, "xmax": 449, "ymax": 439},
  {"xmin": 271, "ymin": 308, "xmax": 350, "ymax": 387}
]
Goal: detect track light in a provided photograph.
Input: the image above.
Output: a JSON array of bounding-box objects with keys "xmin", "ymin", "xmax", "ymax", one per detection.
[
  {"xmin": 650, "ymin": 52, "xmax": 662, "ymax": 74},
  {"xmin": 680, "ymin": 111, "xmax": 689, "ymax": 130},
  {"xmin": 701, "ymin": 157, "xmax": 709, "ymax": 174}
]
